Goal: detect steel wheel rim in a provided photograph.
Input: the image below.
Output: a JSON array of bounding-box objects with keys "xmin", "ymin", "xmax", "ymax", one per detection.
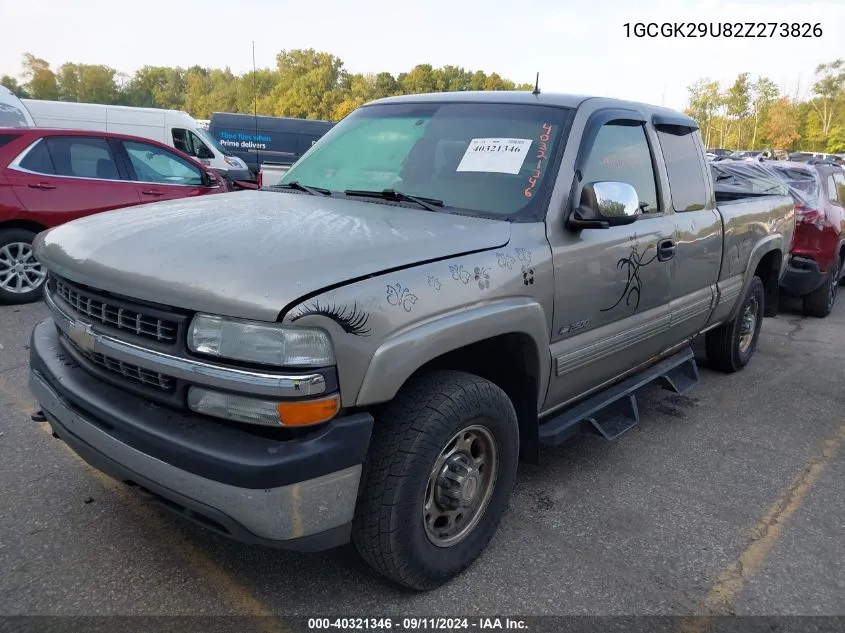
[
  {"xmin": 0, "ymin": 242, "xmax": 45, "ymax": 294},
  {"xmin": 738, "ymin": 296, "xmax": 759, "ymax": 354},
  {"xmin": 423, "ymin": 423, "xmax": 499, "ymax": 548}
]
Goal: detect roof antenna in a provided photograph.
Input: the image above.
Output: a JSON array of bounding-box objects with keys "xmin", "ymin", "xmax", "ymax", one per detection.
[{"xmin": 532, "ymin": 72, "xmax": 541, "ymax": 95}]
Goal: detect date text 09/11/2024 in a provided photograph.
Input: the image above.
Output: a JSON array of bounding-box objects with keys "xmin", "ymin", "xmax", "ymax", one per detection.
[
  {"xmin": 623, "ymin": 22, "xmax": 823, "ymax": 38},
  {"xmin": 307, "ymin": 617, "xmax": 529, "ymax": 630}
]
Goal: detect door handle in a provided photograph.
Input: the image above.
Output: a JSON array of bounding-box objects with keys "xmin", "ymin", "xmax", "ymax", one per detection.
[
  {"xmin": 657, "ymin": 239, "xmax": 676, "ymax": 262},
  {"xmin": 28, "ymin": 182, "xmax": 56, "ymax": 190},
  {"xmin": 141, "ymin": 190, "xmax": 164, "ymax": 196}
]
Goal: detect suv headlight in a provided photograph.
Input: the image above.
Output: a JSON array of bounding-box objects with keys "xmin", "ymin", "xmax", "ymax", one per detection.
[{"xmin": 188, "ymin": 314, "xmax": 335, "ymax": 367}]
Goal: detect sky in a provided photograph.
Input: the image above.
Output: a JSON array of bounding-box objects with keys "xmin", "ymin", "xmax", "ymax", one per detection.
[{"xmin": 1, "ymin": 0, "xmax": 844, "ymax": 111}]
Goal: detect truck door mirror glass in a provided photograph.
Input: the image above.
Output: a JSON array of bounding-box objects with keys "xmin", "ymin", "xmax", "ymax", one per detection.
[{"xmin": 574, "ymin": 181, "xmax": 641, "ymax": 228}]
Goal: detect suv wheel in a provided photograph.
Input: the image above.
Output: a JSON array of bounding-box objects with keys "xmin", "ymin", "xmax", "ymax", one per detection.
[
  {"xmin": 802, "ymin": 257, "xmax": 841, "ymax": 318},
  {"xmin": 0, "ymin": 229, "xmax": 47, "ymax": 305},
  {"xmin": 352, "ymin": 370, "xmax": 520, "ymax": 591}
]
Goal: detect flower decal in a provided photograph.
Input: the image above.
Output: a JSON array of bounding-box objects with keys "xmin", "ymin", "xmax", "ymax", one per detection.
[
  {"xmin": 386, "ymin": 283, "xmax": 418, "ymax": 312},
  {"xmin": 449, "ymin": 264, "xmax": 471, "ymax": 284},
  {"xmin": 474, "ymin": 266, "xmax": 490, "ymax": 290},
  {"xmin": 522, "ymin": 265, "xmax": 535, "ymax": 285}
]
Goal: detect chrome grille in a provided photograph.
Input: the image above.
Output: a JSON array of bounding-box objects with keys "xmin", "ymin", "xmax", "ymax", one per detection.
[
  {"xmin": 62, "ymin": 334, "xmax": 176, "ymax": 392},
  {"xmin": 53, "ymin": 277, "xmax": 178, "ymax": 344}
]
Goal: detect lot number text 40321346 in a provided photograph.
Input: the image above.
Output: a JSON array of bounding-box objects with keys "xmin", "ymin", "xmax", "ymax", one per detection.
[{"xmin": 623, "ymin": 22, "xmax": 823, "ymax": 38}]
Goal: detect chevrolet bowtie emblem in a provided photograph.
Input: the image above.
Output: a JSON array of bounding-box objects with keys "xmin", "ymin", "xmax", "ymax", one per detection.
[{"xmin": 67, "ymin": 321, "xmax": 96, "ymax": 353}]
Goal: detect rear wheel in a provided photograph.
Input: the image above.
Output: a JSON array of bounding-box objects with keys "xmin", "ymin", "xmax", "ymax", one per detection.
[
  {"xmin": 0, "ymin": 229, "xmax": 46, "ymax": 305},
  {"xmin": 352, "ymin": 370, "xmax": 520, "ymax": 591},
  {"xmin": 705, "ymin": 276, "xmax": 765, "ymax": 373},
  {"xmin": 803, "ymin": 257, "xmax": 840, "ymax": 318}
]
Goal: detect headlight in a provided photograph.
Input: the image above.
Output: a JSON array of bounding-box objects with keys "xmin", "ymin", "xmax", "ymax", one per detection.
[
  {"xmin": 224, "ymin": 156, "xmax": 245, "ymax": 168},
  {"xmin": 188, "ymin": 314, "xmax": 335, "ymax": 367}
]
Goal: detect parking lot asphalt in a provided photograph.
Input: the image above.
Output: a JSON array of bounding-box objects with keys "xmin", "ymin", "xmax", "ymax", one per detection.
[{"xmin": 1, "ymin": 297, "xmax": 844, "ymax": 622}]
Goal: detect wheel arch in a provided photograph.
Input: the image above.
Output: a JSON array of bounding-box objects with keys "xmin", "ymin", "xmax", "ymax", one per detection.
[
  {"xmin": 355, "ymin": 298, "xmax": 550, "ymax": 463},
  {"xmin": 728, "ymin": 236, "xmax": 783, "ymax": 321},
  {"xmin": 0, "ymin": 219, "xmax": 49, "ymax": 235}
]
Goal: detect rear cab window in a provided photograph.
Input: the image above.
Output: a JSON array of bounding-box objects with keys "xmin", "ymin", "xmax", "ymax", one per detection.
[
  {"xmin": 278, "ymin": 102, "xmax": 575, "ymax": 219},
  {"xmin": 656, "ymin": 127, "xmax": 708, "ymax": 211}
]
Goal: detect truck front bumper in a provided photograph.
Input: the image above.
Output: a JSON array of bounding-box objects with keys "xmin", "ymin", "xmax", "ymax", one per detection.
[{"xmin": 29, "ymin": 319, "xmax": 374, "ymax": 551}]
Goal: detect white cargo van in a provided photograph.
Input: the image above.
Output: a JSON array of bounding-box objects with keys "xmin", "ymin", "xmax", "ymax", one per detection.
[
  {"xmin": 21, "ymin": 99, "xmax": 250, "ymax": 181},
  {"xmin": 0, "ymin": 86, "xmax": 35, "ymax": 128}
]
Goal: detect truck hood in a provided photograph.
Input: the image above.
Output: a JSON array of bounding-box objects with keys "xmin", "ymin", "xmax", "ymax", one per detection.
[{"xmin": 34, "ymin": 190, "xmax": 511, "ymax": 321}]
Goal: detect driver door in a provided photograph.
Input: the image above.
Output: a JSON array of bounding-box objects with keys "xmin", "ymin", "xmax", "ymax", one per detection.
[{"xmin": 546, "ymin": 120, "xmax": 676, "ymax": 408}]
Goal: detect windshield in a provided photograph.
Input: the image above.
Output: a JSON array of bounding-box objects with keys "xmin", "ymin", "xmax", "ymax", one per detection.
[
  {"xmin": 195, "ymin": 127, "xmax": 230, "ymax": 156},
  {"xmin": 278, "ymin": 102, "xmax": 573, "ymax": 218}
]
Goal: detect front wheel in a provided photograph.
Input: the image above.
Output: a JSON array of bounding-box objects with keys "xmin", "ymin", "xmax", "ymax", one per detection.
[
  {"xmin": 352, "ymin": 370, "xmax": 520, "ymax": 591},
  {"xmin": 0, "ymin": 228, "xmax": 47, "ymax": 305},
  {"xmin": 705, "ymin": 276, "xmax": 765, "ymax": 373}
]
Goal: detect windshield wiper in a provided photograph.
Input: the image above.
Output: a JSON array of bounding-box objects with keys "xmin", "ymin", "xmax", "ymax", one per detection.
[
  {"xmin": 344, "ymin": 188, "xmax": 444, "ymax": 212},
  {"xmin": 274, "ymin": 181, "xmax": 332, "ymax": 196}
]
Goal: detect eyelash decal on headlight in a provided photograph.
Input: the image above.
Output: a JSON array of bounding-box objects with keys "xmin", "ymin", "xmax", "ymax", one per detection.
[{"xmin": 290, "ymin": 300, "xmax": 372, "ymax": 337}]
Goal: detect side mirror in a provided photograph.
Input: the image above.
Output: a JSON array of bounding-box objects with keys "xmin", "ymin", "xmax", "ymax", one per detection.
[
  {"xmin": 196, "ymin": 144, "xmax": 214, "ymax": 160},
  {"xmin": 201, "ymin": 171, "xmax": 217, "ymax": 187},
  {"xmin": 568, "ymin": 181, "xmax": 642, "ymax": 230}
]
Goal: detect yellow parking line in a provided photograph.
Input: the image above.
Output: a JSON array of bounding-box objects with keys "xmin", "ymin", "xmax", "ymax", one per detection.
[
  {"xmin": 681, "ymin": 421, "xmax": 845, "ymax": 630},
  {"xmin": 0, "ymin": 375, "xmax": 290, "ymax": 633}
]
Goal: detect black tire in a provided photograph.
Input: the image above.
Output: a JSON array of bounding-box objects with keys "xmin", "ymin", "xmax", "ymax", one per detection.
[
  {"xmin": 0, "ymin": 228, "xmax": 46, "ymax": 305},
  {"xmin": 803, "ymin": 257, "xmax": 841, "ymax": 318},
  {"xmin": 352, "ymin": 370, "xmax": 520, "ymax": 591},
  {"xmin": 705, "ymin": 276, "xmax": 765, "ymax": 373}
]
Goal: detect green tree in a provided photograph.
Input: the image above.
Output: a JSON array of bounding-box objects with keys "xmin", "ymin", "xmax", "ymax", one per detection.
[
  {"xmin": 21, "ymin": 53, "xmax": 58, "ymax": 100},
  {"xmin": 749, "ymin": 77, "xmax": 779, "ymax": 150},
  {"xmin": 724, "ymin": 72, "xmax": 751, "ymax": 147},
  {"xmin": 685, "ymin": 79, "xmax": 721, "ymax": 148},
  {"xmin": 767, "ymin": 97, "xmax": 800, "ymax": 150},
  {"xmin": 270, "ymin": 49, "xmax": 347, "ymax": 119},
  {"xmin": 809, "ymin": 59, "xmax": 845, "ymax": 147},
  {"xmin": 0, "ymin": 75, "xmax": 28, "ymax": 98}
]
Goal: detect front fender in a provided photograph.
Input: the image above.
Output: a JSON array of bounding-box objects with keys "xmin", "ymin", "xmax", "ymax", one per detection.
[{"xmin": 356, "ymin": 298, "xmax": 551, "ymax": 407}]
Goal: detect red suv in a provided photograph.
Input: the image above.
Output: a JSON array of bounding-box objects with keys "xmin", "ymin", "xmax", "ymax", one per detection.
[
  {"xmin": 770, "ymin": 162, "xmax": 845, "ymax": 317},
  {"xmin": 0, "ymin": 128, "xmax": 226, "ymax": 305}
]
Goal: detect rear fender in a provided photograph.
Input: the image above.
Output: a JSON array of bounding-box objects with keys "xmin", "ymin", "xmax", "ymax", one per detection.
[{"xmin": 727, "ymin": 235, "xmax": 783, "ymax": 322}]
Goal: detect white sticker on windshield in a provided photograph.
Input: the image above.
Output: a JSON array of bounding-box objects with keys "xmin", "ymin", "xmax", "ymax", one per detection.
[{"xmin": 456, "ymin": 138, "xmax": 533, "ymax": 175}]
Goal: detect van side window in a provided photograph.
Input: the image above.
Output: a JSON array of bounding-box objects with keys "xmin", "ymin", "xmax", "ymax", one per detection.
[
  {"xmin": 172, "ymin": 129, "xmax": 191, "ymax": 155},
  {"xmin": 18, "ymin": 140, "xmax": 57, "ymax": 175},
  {"xmin": 189, "ymin": 132, "xmax": 212, "ymax": 158},
  {"xmin": 123, "ymin": 141, "xmax": 203, "ymax": 186},
  {"xmin": 45, "ymin": 137, "xmax": 120, "ymax": 180},
  {"xmin": 581, "ymin": 123, "xmax": 659, "ymax": 213},
  {"xmin": 827, "ymin": 175, "xmax": 839, "ymax": 204},
  {"xmin": 656, "ymin": 128, "xmax": 708, "ymax": 211}
]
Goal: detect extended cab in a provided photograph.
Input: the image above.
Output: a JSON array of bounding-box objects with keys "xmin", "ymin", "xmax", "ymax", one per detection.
[{"xmin": 28, "ymin": 92, "xmax": 795, "ymax": 591}]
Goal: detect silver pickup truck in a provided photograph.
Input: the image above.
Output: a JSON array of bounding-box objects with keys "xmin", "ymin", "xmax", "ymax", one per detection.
[{"xmin": 29, "ymin": 91, "xmax": 795, "ymax": 591}]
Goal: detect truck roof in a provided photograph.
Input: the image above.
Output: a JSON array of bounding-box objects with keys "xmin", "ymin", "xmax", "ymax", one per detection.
[{"xmin": 367, "ymin": 90, "xmax": 697, "ymax": 128}]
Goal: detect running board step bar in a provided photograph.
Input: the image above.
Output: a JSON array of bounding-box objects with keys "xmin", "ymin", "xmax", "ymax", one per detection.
[{"xmin": 538, "ymin": 347, "xmax": 700, "ymax": 446}]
